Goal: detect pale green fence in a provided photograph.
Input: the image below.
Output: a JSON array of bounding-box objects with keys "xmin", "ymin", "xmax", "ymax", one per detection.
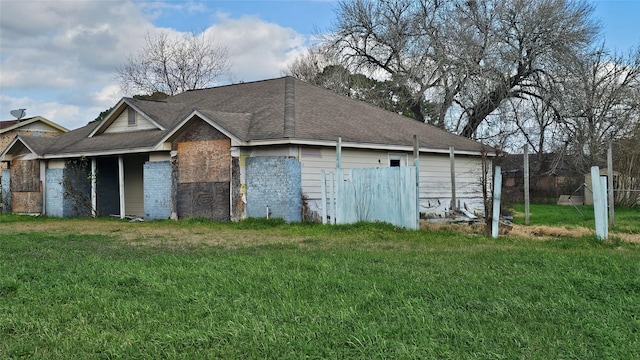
[{"xmin": 322, "ymin": 166, "xmax": 419, "ymax": 229}]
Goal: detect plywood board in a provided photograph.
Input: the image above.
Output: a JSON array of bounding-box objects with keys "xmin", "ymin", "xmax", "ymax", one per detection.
[
  {"xmin": 177, "ymin": 140, "xmax": 230, "ymax": 183},
  {"xmin": 10, "ymin": 160, "xmax": 40, "ymax": 192},
  {"xmin": 177, "ymin": 182, "xmax": 230, "ymax": 220},
  {"xmin": 12, "ymin": 191, "xmax": 42, "ymax": 213}
]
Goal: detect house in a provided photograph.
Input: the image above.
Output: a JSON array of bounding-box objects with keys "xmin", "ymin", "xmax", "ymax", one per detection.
[
  {"xmin": 495, "ymin": 152, "xmax": 582, "ymax": 204},
  {"xmin": 0, "ymin": 77, "xmax": 493, "ymax": 222},
  {"xmin": 0, "ymin": 116, "xmax": 69, "ymax": 211},
  {"xmin": 0, "ymin": 116, "xmax": 69, "ymax": 170}
]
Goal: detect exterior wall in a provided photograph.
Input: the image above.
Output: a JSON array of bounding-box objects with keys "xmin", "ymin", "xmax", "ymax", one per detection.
[
  {"xmin": 173, "ymin": 117, "xmax": 231, "ymax": 220},
  {"xmin": 419, "ymin": 154, "xmax": 486, "ymax": 215},
  {"xmin": 299, "ymin": 146, "xmax": 488, "ymax": 218},
  {"xmin": 124, "ymin": 154, "xmax": 147, "ymax": 217},
  {"xmin": 300, "ymin": 147, "xmax": 388, "ymax": 202},
  {"xmin": 1, "ymin": 126, "xmax": 65, "ymax": 170},
  {"xmin": 246, "ymin": 156, "xmax": 302, "ymax": 222},
  {"xmin": 1, "ymin": 169, "xmax": 10, "ymax": 212},
  {"xmin": 62, "ymin": 160, "xmax": 92, "ymax": 217},
  {"xmin": 10, "ymin": 159, "xmax": 42, "ymax": 214},
  {"xmin": 143, "ymin": 160, "xmax": 172, "ymax": 220},
  {"xmin": 45, "ymin": 168, "xmax": 65, "ymax": 217},
  {"xmin": 104, "ymin": 107, "xmax": 157, "ymax": 133}
]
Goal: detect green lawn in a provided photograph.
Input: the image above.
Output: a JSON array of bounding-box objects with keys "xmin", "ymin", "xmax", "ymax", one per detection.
[
  {"xmin": 510, "ymin": 204, "xmax": 640, "ymax": 234},
  {"xmin": 1, "ymin": 216, "xmax": 639, "ymax": 359}
]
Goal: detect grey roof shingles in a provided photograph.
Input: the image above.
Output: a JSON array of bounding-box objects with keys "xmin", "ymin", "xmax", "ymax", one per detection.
[{"xmin": 15, "ymin": 77, "xmax": 489, "ymax": 157}]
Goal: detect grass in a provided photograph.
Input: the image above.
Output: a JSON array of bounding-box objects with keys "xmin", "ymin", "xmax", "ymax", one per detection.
[
  {"xmin": 510, "ymin": 204, "xmax": 640, "ymax": 234},
  {"xmin": 1, "ymin": 215, "xmax": 640, "ymax": 359}
]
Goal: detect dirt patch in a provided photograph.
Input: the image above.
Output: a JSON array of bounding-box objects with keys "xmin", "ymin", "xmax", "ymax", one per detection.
[{"xmin": 508, "ymin": 224, "xmax": 593, "ymax": 238}]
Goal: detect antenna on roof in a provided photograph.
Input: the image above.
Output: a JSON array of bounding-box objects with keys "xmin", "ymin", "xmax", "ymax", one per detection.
[{"xmin": 10, "ymin": 109, "xmax": 26, "ymax": 120}]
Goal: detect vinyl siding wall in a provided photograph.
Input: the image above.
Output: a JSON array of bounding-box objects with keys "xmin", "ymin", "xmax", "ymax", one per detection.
[
  {"xmin": 299, "ymin": 147, "xmax": 488, "ymax": 217},
  {"xmin": 104, "ymin": 107, "xmax": 157, "ymax": 133}
]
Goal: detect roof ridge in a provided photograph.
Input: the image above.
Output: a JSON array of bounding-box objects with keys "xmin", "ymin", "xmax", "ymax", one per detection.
[
  {"xmin": 284, "ymin": 77, "xmax": 295, "ymax": 138},
  {"xmin": 181, "ymin": 76, "xmax": 290, "ymax": 93}
]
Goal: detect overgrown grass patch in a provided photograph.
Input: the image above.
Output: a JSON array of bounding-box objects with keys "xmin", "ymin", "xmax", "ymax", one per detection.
[{"xmin": 1, "ymin": 217, "xmax": 639, "ymax": 358}]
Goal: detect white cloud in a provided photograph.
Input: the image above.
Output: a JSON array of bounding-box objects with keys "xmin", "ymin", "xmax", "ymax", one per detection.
[
  {"xmin": 206, "ymin": 13, "xmax": 308, "ymax": 82},
  {"xmin": 0, "ymin": 1, "xmax": 313, "ymax": 129},
  {"xmin": 93, "ymin": 84, "xmax": 124, "ymax": 106}
]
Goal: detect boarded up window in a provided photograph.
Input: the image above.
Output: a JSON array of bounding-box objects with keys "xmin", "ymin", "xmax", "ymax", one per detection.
[
  {"xmin": 10, "ymin": 159, "xmax": 42, "ymax": 213},
  {"xmin": 10, "ymin": 160, "xmax": 40, "ymax": 192},
  {"xmin": 177, "ymin": 182, "xmax": 230, "ymax": 220},
  {"xmin": 12, "ymin": 192, "xmax": 43, "ymax": 214},
  {"xmin": 177, "ymin": 140, "xmax": 230, "ymax": 183}
]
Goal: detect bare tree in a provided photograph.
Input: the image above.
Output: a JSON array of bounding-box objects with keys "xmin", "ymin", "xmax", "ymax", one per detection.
[
  {"xmin": 558, "ymin": 46, "xmax": 640, "ymax": 174},
  {"xmin": 324, "ymin": 0, "xmax": 447, "ymax": 125},
  {"xmin": 614, "ymin": 121, "xmax": 640, "ymax": 207},
  {"xmin": 324, "ymin": 0, "xmax": 598, "ymax": 138},
  {"xmin": 117, "ymin": 32, "xmax": 230, "ymax": 96}
]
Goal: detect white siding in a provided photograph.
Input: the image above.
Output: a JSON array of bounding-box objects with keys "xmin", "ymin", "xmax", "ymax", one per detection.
[
  {"xmin": 249, "ymin": 146, "xmax": 298, "ymax": 157},
  {"xmin": 300, "ymin": 147, "xmax": 390, "ymax": 201},
  {"xmin": 418, "ymin": 154, "xmax": 487, "ymax": 214},
  {"xmin": 237, "ymin": 144, "xmax": 488, "ymax": 218},
  {"xmin": 48, "ymin": 160, "xmax": 66, "ymax": 169},
  {"xmin": 104, "ymin": 107, "xmax": 157, "ymax": 133},
  {"xmin": 149, "ymin": 152, "xmax": 170, "ymax": 162},
  {"xmin": 300, "ymin": 146, "xmax": 488, "ymax": 217},
  {"xmin": 17, "ymin": 122, "xmax": 60, "ymax": 132}
]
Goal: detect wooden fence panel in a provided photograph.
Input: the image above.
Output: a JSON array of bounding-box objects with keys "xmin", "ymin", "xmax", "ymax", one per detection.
[{"xmin": 329, "ymin": 166, "xmax": 418, "ymax": 229}]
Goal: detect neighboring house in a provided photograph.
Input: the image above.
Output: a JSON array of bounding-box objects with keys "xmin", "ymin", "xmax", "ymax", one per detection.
[
  {"xmin": 496, "ymin": 153, "xmax": 582, "ymax": 204},
  {"xmin": 0, "ymin": 116, "xmax": 69, "ymax": 211},
  {"xmin": 0, "ymin": 116, "xmax": 69, "ymax": 170},
  {"xmin": 0, "ymin": 77, "xmax": 493, "ymax": 222}
]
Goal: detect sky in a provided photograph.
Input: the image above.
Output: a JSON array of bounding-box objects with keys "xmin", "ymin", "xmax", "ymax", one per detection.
[{"xmin": 0, "ymin": 0, "xmax": 639, "ymax": 131}]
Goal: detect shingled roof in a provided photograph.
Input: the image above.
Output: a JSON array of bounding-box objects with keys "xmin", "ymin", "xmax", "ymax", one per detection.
[{"xmin": 3, "ymin": 77, "xmax": 491, "ymax": 159}]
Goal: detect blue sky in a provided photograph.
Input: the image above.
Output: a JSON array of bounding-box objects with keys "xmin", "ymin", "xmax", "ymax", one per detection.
[{"xmin": 0, "ymin": 0, "xmax": 638, "ymax": 130}]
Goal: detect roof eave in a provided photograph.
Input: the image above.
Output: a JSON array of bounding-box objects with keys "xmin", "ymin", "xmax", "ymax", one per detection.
[
  {"xmin": 153, "ymin": 109, "xmax": 244, "ymax": 150},
  {"xmin": 0, "ymin": 116, "xmax": 69, "ymax": 134},
  {"xmin": 0, "ymin": 135, "xmax": 42, "ymax": 161},
  {"xmin": 238, "ymin": 138, "xmax": 496, "ymax": 156},
  {"xmin": 39, "ymin": 146, "xmax": 160, "ymax": 159}
]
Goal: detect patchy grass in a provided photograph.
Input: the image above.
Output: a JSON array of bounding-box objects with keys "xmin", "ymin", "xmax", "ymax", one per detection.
[{"xmin": 1, "ymin": 216, "xmax": 639, "ymax": 359}]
